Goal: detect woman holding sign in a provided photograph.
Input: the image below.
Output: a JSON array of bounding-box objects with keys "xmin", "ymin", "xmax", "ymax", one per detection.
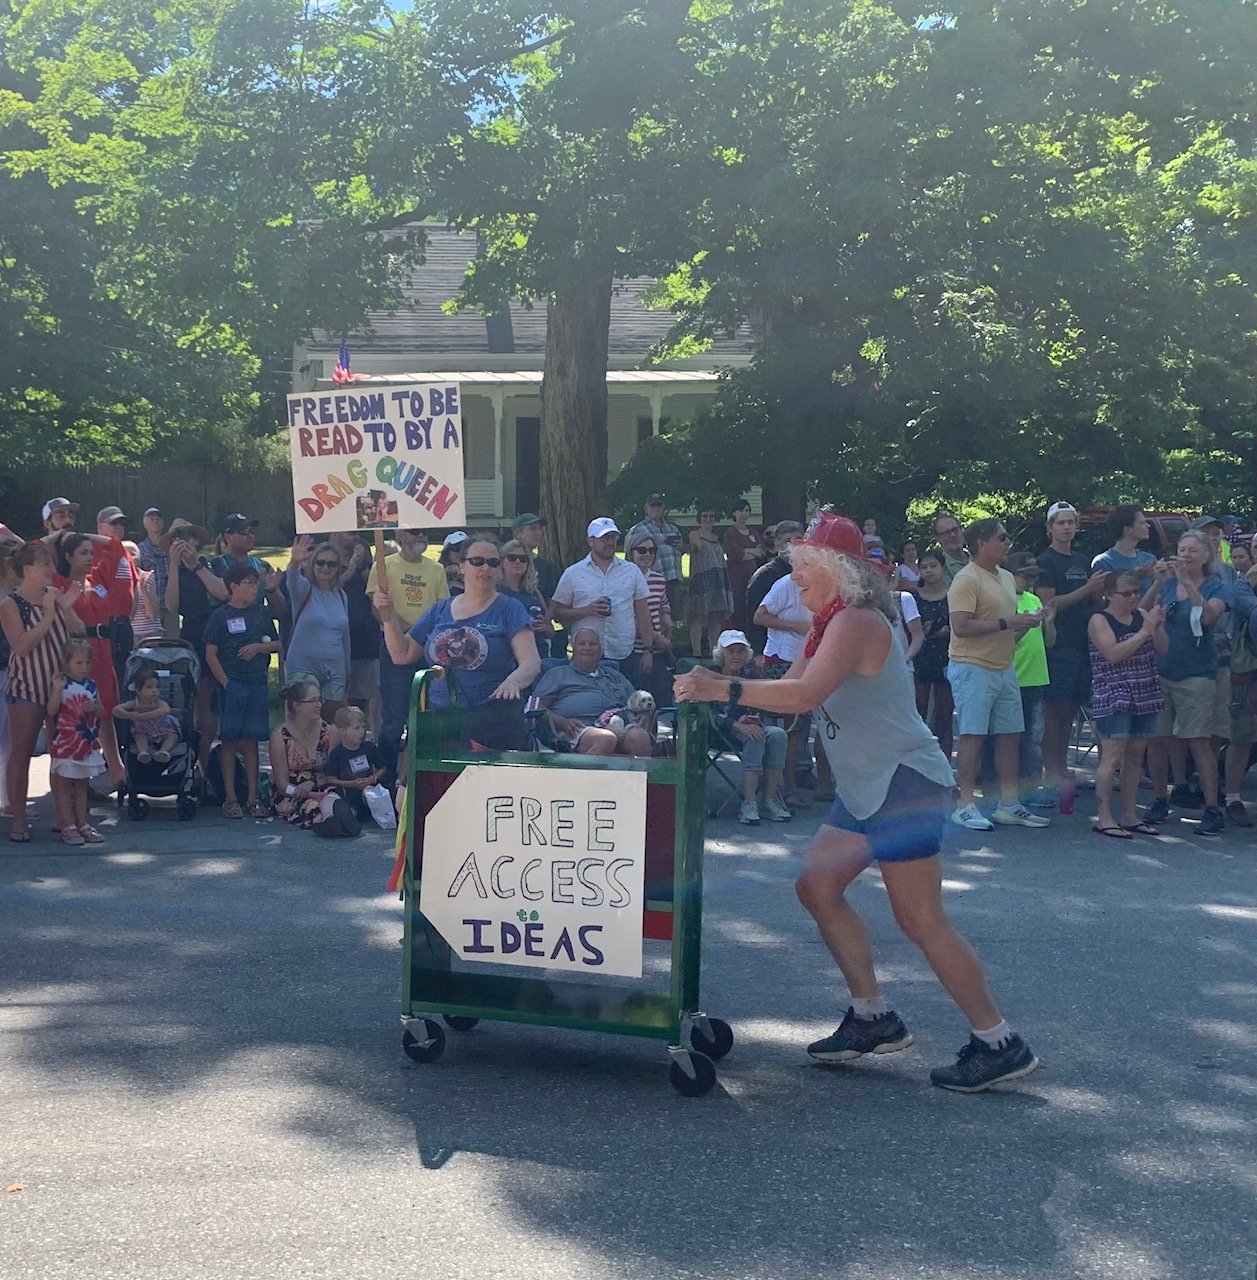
[
  {"xmin": 285, "ymin": 536, "xmax": 351, "ymax": 722},
  {"xmin": 674, "ymin": 511, "xmax": 1040, "ymax": 1094},
  {"xmin": 375, "ymin": 533, "xmax": 540, "ymax": 751}
]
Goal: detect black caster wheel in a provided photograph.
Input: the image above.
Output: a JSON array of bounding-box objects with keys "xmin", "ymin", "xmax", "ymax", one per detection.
[
  {"xmin": 443, "ymin": 1015, "xmax": 480, "ymax": 1031},
  {"xmin": 690, "ymin": 1018, "xmax": 734, "ymax": 1061},
  {"xmin": 128, "ymin": 798, "xmax": 149, "ymax": 821},
  {"xmin": 176, "ymin": 797, "xmax": 197, "ymax": 822},
  {"xmin": 402, "ymin": 1019, "xmax": 446, "ymax": 1063},
  {"xmin": 669, "ymin": 1050, "xmax": 717, "ymax": 1097}
]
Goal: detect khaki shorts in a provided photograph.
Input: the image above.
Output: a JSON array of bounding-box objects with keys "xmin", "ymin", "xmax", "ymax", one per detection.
[
  {"xmin": 1155, "ymin": 676, "xmax": 1218, "ymax": 741},
  {"xmin": 348, "ymin": 657, "xmax": 380, "ymax": 701},
  {"xmin": 1230, "ymin": 676, "xmax": 1257, "ymax": 746}
]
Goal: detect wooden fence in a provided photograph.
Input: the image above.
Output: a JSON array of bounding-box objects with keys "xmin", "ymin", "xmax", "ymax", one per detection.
[{"xmin": 0, "ymin": 464, "xmax": 296, "ymax": 545}]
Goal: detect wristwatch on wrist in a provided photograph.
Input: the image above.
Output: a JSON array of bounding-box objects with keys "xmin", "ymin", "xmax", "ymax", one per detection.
[
  {"xmin": 998, "ymin": 618, "xmax": 1009, "ymax": 631},
  {"xmin": 727, "ymin": 679, "xmax": 744, "ymax": 707}
]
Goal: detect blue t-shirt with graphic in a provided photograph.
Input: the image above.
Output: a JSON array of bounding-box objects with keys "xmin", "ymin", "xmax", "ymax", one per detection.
[{"xmin": 408, "ymin": 594, "xmax": 533, "ymax": 707}]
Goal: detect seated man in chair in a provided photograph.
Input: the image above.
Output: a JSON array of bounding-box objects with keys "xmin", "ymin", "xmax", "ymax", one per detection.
[{"xmin": 532, "ymin": 626, "xmax": 654, "ymax": 757}]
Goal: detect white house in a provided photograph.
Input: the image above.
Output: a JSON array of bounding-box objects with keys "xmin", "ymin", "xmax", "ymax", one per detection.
[{"xmin": 291, "ymin": 223, "xmax": 755, "ymax": 520}]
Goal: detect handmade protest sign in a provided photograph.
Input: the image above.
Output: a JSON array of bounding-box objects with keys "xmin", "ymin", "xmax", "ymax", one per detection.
[
  {"xmin": 419, "ymin": 765, "xmax": 648, "ymax": 979},
  {"xmin": 285, "ymin": 383, "xmax": 465, "ymax": 534}
]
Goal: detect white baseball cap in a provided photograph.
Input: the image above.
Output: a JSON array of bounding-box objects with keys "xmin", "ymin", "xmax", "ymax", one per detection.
[
  {"xmin": 441, "ymin": 531, "xmax": 470, "ymax": 549},
  {"xmin": 1046, "ymin": 501, "xmax": 1078, "ymax": 523},
  {"xmin": 716, "ymin": 629, "xmax": 751, "ymax": 650},
  {"xmin": 587, "ymin": 517, "xmax": 620, "ymax": 539},
  {"xmin": 41, "ymin": 497, "xmax": 79, "ymax": 521}
]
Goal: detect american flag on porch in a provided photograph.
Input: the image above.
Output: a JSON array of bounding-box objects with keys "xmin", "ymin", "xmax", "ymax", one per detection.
[{"xmin": 331, "ymin": 340, "xmax": 365, "ymax": 385}]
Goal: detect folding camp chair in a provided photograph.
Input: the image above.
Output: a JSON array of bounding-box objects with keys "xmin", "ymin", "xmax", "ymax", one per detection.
[{"xmin": 672, "ymin": 657, "xmax": 743, "ymax": 818}]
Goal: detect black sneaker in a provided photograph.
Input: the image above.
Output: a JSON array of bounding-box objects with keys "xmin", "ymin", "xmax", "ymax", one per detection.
[
  {"xmin": 1199, "ymin": 805, "xmax": 1225, "ymax": 838},
  {"xmin": 1170, "ymin": 783, "xmax": 1205, "ymax": 810},
  {"xmin": 807, "ymin": 1007, "xmax": 913, "ymax": 1062},
  {"xmin": 1226, "ymin": 800, "xmax": 1254, "ymax": 828},
  {"xmin": 930, "ymin": 1033, "xmax": 1040, "ymax": 1092},
  {"xmin": 1146, "ymin": 797, "xmax": 1172, "ymax": 824}
]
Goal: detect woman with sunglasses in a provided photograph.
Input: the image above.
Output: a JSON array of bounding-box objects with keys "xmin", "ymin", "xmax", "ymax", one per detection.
[
  {"xmin": 1087, "ymin": 571, "xmax": 1167, "ymax": 837},
  {"xmin": 498, "ymin": 539, "xmax": 554, "ymax": 659},
  {"xmin": 285, "ymin": 536, "xmax": 351, "ymax": 722},
  {"xmin": 375, "ymin": 534, "xmax": 540, "ymax": 750},
  {"xmin": 624, "ymin": 529, "xmax": 674, "ymax": 703}
]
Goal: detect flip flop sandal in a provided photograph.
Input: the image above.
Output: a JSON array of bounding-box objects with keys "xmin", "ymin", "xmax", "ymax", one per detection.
[
  {"xmin": 1122, "ymin": 822, "xmax": 1161, "ymax": 836},
  {"xmin": 1093, "ymin": 824, "xmax": 1132, "ymax": 840},
  {"xmin": 247, "ymin": 801, "xmax": 269, "ymax": 819},
  {"xmin": 9, "ymin": 830, "xmax": 31, "ymax": 843},
  {"xmin": 79, "ymin": 825, "xmax": 104, "ymax": 843},
  {"xmin": 61, "ymin": 827, "xmax": 85, "ymax": 846},
  {"xmin": 222, "ymin": 802, "xmax": 245, "ymax": 820}
]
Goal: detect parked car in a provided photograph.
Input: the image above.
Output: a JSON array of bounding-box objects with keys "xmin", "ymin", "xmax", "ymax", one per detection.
[{"xmin": 1071, "ymin": 508, "xmax": 1191, "ymax": 566}]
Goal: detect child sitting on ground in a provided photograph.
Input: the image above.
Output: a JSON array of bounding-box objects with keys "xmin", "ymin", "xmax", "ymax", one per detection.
[
  {"xmin": 323, "ymin": 705, "xmax": 385, "ymax": 825},
  {"xmin": 48, "ymin": 638, "xmax": 106, "ymax": 846},
  {"xmin": 113, "ymin": 669, "xmax": 181, "ymax": 763}
]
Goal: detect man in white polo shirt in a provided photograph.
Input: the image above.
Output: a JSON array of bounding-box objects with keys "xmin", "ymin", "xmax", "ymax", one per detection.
[{"xmin": 551, "ymin": 517, "xmax": 654, "ymax": 679}]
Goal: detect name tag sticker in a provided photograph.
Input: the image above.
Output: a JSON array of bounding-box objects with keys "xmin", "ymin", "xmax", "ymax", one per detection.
[
  {"xmin": 93, "ymin": 584, "xmax": 108, "ymax": 598},
  {"xmin": 227, "ymin": 616, "xmax": 247, "ymax": 634},
  {"xmin": 350, "ymin": 754, "xmax": 369, "ymax": 774}
]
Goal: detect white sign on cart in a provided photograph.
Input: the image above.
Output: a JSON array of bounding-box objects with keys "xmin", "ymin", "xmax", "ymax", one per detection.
[{"xmin": 419, "ymin": 765, "xmax": 648, "ymax": 979}]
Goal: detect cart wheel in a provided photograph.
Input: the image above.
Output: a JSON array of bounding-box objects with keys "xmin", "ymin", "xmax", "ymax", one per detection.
[
  {"xmin": 128, "ymin": 798, "xmax": 149, "ymax": 821},
  {"xmin": 402, "ymin": 1019, "xmax": 445, "ymax": 1063},
  {"xmin": 690, "ymin": 1018, "xmax": 734, "ymax": 1062},
  {"xmin": 443, "ymin": 1015, "xmax": 480, "ymax": 1031},
  {"xmin": 669, "ymin": 1051, "xmax": 717, "ymax": 1098},
  {"xmin": 176, "ymin": 796, "xmax": 197, "ymax": 822}
]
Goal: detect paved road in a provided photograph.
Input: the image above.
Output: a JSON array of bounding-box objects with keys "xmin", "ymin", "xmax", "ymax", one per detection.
[{"xmin": 2, "ymin": 767, "xmax": 1255, "ymax": 1279}]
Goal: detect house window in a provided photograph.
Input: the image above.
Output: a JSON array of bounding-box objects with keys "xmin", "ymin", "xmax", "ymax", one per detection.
[{"xmin": 635, "ymin": 415, "xmax": 670, "ymax": 445}]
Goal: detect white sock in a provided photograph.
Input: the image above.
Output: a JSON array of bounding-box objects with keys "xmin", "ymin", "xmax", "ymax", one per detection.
[
  {"xmin": 852, "ymin": 996, "xmax": 889, "ymax": 1020},
  {"xmin": 1225, "ymin": 794, "xmax": 1241, "ymax": 806},
  {"xmin": 972, "ymin": 1020, "xmax": 1011, "ymax": 1049}
]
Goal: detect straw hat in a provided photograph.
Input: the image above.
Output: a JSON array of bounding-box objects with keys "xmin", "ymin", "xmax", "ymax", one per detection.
[{"xmin": 158, "ymin": 518, "xmax": 209, "ymax": 553}]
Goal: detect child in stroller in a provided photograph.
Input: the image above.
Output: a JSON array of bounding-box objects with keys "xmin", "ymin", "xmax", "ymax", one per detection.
[
  {"xmin": 113, "ymin": 671, "xmax": 181, "ymax": 763},
  {"xmin": 115, "ymin": 642, "xmax": 201, "ymax": 821}
]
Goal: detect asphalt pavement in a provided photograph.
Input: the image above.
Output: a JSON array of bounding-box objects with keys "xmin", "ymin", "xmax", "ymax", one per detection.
[{"xmin": 2, "ymin": 759, "xmax": 1256, "ymax": 1280}]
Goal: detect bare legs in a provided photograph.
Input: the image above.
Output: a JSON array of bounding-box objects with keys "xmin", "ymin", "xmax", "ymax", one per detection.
[
  {"xmin": 5, "ymin": 704, "xmax": 42, "ymax": 839},
  {"xmin": 1095, "ymin": 736, "xmax": 1152, "ymax": 830},
  {"xmin": 795, "ymin": 825, "xmax": 1002, "ymax": 1028},
  {"xmin": 955, "ymin": 731, "xmax": 1019, "ymax": 807}
]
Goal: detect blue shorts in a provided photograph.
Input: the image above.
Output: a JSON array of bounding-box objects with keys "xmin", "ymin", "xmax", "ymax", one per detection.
[
  {"xmin": 219, "ymin": 680, "xmax": 270, "ymax": 743},
  {"xmin": 824, "ymin": 766, "xmax": 950, "ymax": 863},
  {"xmin": 1093, "ymin": 710, "xmax": 1160, "ymax": 740},
  {"xmin": 948, "ymin": 661, "xmax": 1024, "ymax": 736}
]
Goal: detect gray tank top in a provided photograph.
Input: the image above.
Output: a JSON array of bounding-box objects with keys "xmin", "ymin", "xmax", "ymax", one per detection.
[{"xmin": 815, "ymin": 611, "xmax": 954, "ymax": 819}]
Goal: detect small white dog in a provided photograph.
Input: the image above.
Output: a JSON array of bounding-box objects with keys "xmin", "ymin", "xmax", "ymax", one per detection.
[{"xmin": 607, "ymin": 689, "xmax": 657, "ymax": 738}]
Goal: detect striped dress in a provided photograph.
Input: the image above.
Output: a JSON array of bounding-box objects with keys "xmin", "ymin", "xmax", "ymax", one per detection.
[
  {"xmin": 632, "ymin": 570, "xmax": 669, "ymax": 653},
  {"xmin": 5, "ymin": 592, "xmax": 71, "ymax": 705}
]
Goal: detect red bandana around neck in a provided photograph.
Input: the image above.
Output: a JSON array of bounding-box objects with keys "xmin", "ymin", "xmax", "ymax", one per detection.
[{"xmin": 804, "ymin": 596, "xmax": 845, "ymax": 658}]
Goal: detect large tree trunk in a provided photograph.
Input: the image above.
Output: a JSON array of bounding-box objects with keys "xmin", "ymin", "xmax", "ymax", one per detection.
[
  {"xmin": 541, "ymin": 272, "xmax": 613, "ymax": 565},
  {"xmin": 759, "ymin": 479, "xmax": 808, "ymax": 528}
]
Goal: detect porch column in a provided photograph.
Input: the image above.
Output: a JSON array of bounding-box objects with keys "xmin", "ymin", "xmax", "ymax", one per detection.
[
  {"xmin": 490, "ymin": 388, "xmax": 504, "ymax": 515},
  {"xmin": 649, "ymin": 388, "xmax": 664, "ymax": 436}
]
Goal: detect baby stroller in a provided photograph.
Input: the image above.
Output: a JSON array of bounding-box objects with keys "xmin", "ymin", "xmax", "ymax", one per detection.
[{"xmin": 117, "ymin": 640, "xmax": 201, "ymax": 821}]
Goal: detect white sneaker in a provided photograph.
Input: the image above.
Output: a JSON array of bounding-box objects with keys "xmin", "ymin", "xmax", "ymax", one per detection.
[
  {"xmin": 762, "ymin": 797, "xmax": 793, "ymax": 822},
  {"xmin": 993, "ymin": 804, "xmax": 1051, "ymax": 828},
  {"xmin": 950, "ymin": 804, "xmax": 993, "ymax": 831},
  {"xmin": 738, "ymin": 799, "xmax": 761, "ymax": 825}
]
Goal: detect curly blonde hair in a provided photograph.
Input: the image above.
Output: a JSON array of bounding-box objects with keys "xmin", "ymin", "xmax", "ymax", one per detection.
[{"xmin": 788, "ymin": 544, "xmax": 897, "ymax": 623}]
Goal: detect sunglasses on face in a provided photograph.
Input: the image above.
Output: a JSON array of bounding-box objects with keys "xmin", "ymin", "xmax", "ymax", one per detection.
[
  {"xmin": 503, "ymin": 553, "xmax": 529, "ymax": 564},
  {"xmin": 313, "ymin": 559, "xmax": 339, "ymax": 569},
  {"xmin": 633, "ymin": 545, "xmax": 657, "ymax": 554},
  {"xmin": 464, "ymin": 555, "xmax": 500, "ymax": 568}
]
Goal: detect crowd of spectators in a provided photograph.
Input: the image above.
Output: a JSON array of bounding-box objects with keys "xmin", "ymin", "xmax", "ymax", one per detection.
[{"xmin": 0, "ymin": 492, "xmax": 1253, "ymax": 844}]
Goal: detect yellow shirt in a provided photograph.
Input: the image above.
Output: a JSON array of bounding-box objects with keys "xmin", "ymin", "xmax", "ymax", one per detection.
[
  {"xmin": 947, "ymin": 562, "xmax": 1018, "ymax": 672},
  {"xmin": 366, "ymin": 554, "xmax": 448, "ymax": 630}
]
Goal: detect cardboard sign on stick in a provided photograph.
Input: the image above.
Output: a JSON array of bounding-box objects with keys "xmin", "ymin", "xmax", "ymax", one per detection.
[{"xmin": 286, "ymin": 383, "xmax": 466, "ymax": 535}]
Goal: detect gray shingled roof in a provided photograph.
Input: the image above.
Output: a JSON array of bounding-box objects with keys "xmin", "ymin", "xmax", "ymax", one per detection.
[{"xmin": 306, "ymin": 224, "xmax": 752, "ymax": 361}]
